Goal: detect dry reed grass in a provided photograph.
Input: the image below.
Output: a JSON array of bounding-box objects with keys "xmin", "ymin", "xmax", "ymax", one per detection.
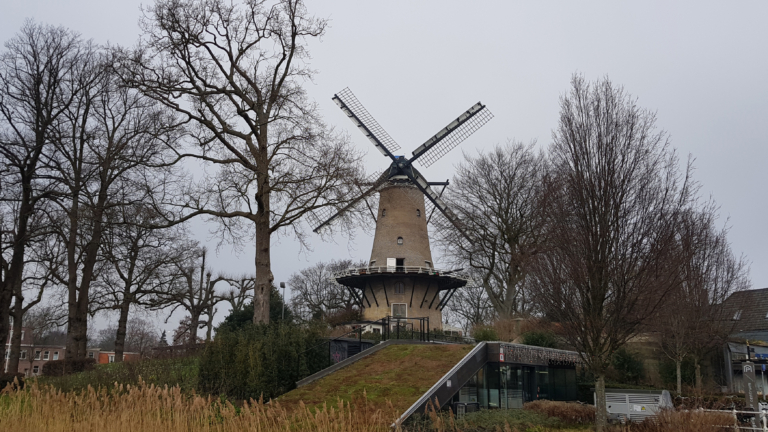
[
  {"xmin": 523, "ymin": 400, "xmax": 596, "ymax": 424},
  {"xmin": 622, "ymin": 409, "xmax": 736, "ymax": 432},
  {"xmin": 0, "ymin": 380, "xmax": 399, "ymax": 432}
]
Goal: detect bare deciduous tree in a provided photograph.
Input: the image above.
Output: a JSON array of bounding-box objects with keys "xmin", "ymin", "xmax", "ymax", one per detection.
[
  {"xmin": 149, "ymin": 247, "xmax": 225, "ymax": 345},
  {"xmin": 121, "ymin": 0, "xmax": 364, "ymax": 325},
  {"xmin": 439, "ymin": 141, "xmax": 547, "ymax": 319},
  {"xmin": 532, "ymin": 75, "xmax": 693, "ymax": 431},
  {"xmin": 443, "ymin": 283, "xmax": 495, "ymax": 335},
  {"xmin": 45, "ymin": 55, "xmax": 179, "ymax": 360},
  {"xmin": 655, "ymin": 205, "xmax": 749, "ymax": 394},
  {"xmin": 0, "ymin": 21, "xmax": 85, "ymax": 364},
  {"xmin": 288, "ymin": 259, "xmax": 365, "ymax": 322},
  {"xmin": 92, "ymin": 203, "xmax": 185, "ymax": 362}
]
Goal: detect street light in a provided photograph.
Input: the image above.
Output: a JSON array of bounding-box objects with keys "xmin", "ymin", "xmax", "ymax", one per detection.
[{"xmin": 279, "ymin": 282, "xmax": 286, "ymax": 321}]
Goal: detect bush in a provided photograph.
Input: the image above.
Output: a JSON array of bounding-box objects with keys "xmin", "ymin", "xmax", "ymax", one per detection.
[
  {"xmin": 38, "ymin": 357, "xmax": 199, "ymax": 393},
  {"xmin": 523, "ymin": 400, "xmax": 596, "ymax": 424},
  {"xmin": 471, "ymin": 326, "xmax": 498, "ymax": 342},
  {"xmin": 197, "ymin": 322, "xmax": 326, "ymax": 400},
  {"xmin": 42, "ymin": 358, "xmax": 97, "ymax": 377},
  {"xmin": 521, "ymin": 331, "xmax": 558, "ymax": 348},
  {"xmin": 0, "ymin": 372, "xmax": 25, "ymax": 390},
  {"xmin": 612, "ymin": 347, "xmax": 645, "ymax": 384}
]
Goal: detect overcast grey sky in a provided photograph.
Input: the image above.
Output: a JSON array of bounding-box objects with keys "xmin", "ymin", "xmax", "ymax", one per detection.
[{"xmin": 2, "ymin": 1, "xmax": 767, "ymax": 330}]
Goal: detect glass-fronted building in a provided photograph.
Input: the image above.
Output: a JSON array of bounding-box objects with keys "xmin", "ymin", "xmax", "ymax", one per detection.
[{"xmin": 452, "ymin": 342, "xmax": 580, "ymax": 409}]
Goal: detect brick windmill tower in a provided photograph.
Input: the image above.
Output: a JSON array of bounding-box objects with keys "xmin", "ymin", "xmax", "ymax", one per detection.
[{"xmin": 312, "ymin": 88, "xmax": 493, "ymax": 331}]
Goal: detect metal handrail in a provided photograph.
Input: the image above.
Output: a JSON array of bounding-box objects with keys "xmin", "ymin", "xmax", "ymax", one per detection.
[{"xmin": 334, "ymin": 266, "xmax": 469, "ymax": 280}]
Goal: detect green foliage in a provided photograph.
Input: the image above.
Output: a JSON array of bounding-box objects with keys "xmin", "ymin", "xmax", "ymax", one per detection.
[
  {"xmin": 659, "ymin": 356, "xmax": 696, "ymax": 387},
  {"xmin": 197, "ymin": 322, "xmax": 326, "ymax": 400},
  {"xmin": 521, "ymin": 331, "xmax": 559, "ymax": 348},
  {"xmin": 42, "ymin": 358, "xmax": 97, "ymax": 376},
  {"xmin": 219, "ymin": 286, "xmax": 294, "ymax": 332},
  {"xmin": 37, "ymin": 357, "xmax": 199, "ymax": 393},
  {"xmin": 611, "ymin": 347, "xmax": 645, "ymax": 384},
  {"xmin": 471, "ymin": 326, "xmax": 498, "ymax": 342}
]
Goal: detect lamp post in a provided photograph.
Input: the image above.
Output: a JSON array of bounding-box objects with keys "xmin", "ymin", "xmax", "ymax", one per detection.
[{"xmin": 279, "ymin": 282, "xmax": 286, "ymax": 321}]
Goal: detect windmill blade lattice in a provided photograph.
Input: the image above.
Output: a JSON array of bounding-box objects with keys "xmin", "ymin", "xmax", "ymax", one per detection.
[
  {"xmin": 333, "ymin": 88, "xmax": 401, "ymax": 157},
  {"xmin": 311, "ymin": 169, "xmax": 389, "ymax": 233},
  {"xmin": 412, "ymin": 104, "xmax": 494, "ymax": 167}
]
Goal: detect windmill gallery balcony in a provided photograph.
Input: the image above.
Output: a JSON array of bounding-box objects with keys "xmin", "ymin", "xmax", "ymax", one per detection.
[{"xmin": 334, "ymin": 266, "xmax": 469, "ymax": 290}]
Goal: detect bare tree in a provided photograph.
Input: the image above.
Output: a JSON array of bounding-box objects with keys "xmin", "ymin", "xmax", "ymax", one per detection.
[
  {"xmin": 92, "ymin": 203, "xmax": 185, "ymax": 362},
  {"xmin": 120, "ymin": 0, "xmax": 364, "ymax": 325},
  {"xmin": 443, "ymin": 283, "xmax": 495, "ymax": 335},
  {"xmin": 439, "ymin": 141, "xmax": 548, "ymax": 319},
  {"xmin": 150, "ymin": 247, "xmax": 225, "ymax": 345},
  {"xmin": 656, "ymin": 205, "xmax": 749, "ymax": 394},
  {"xmin": 220, "ymin": 277, "xmax": 255, "ymax": 312},
  {"xmin": 532, "ymin": 75, "xmax": 692, "ymax": 431},
  {"xmin": 288, "ymin": 259, "xmax": 365, "ymax": 322},
  {"xmin": 94, "ymin": 317, "xmax": 160, "ymax": 357},
  {"xmin": 45, "ymin": 54, "xmax": 179, "ymax": 360},
  {"xmin": 0, "ymin": 21, "xmax": 86, "ymax": 364}
]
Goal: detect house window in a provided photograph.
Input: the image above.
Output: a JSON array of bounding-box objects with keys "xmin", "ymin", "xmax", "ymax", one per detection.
[
  {"xmin": 20, "ymin": 350, "xmax": 26, "ymax": 359},
  {"xmin": 397, "ymin": 237, "xmax": 403, "ymax": 245},
  {"xmin": 734, "ymin": 310, "xmax": 743, "ymax": 320},
  {"xmin": 109, "ymin": 355, "xmax": 115, "ymax": 363},
  {"xmin": 53, "ymin": 352, "xmax": 59, "ymax": 361},
  {"xmin": 392, "ymin": 304, "xmax": 406, "ymax": 318},
  {"xmin": 34, "ymin": 350, "xmax": 41, "ymax": 360},
  {"xmin": 88, "ymin": 351, "xmax": 94, "ymax": 359},
  {"xmin": 416, "ymin": 209, "xmax": 421, "ymax": 217},
  {"xmin": 32, "ymin": 365, "xmax": 39, "ymax": 374},
  {"xmin": 395, "ymin": 282, "xmax": 405, "ymax": 294},
  {"xmin": 43, "ymin": 351, "xmax": 50, "ymax": 360}
]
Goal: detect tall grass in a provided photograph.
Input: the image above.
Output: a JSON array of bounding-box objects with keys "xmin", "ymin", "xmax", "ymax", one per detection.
[{"xmin": 0, "ymin": 381, "xmax": 398, "ymax": 432}]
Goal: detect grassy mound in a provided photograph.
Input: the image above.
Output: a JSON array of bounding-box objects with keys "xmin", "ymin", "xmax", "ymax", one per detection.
[{"xmin": 278, "ymin": 343, "xmax": 473, "ymax": 414}]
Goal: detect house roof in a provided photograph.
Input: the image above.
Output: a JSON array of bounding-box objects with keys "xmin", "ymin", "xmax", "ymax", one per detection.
[{"xmin": 723, "ymin": 288, "xmax": 768, "ymax": 333}]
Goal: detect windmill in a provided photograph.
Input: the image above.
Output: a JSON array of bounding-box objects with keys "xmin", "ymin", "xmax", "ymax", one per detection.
[{"xmin": 312, "ymin": 88, "xmax": 493, "ymax": 331}]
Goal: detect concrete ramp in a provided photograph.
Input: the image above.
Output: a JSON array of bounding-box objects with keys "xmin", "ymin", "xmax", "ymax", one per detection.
[{"xmin": 278, "ymin": 342, "xmax": 475, "ymax": 415}]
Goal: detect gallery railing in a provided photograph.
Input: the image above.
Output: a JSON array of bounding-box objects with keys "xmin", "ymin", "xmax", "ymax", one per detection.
[{"xmin": 334, "ymin": 266, "xmax": 469, "ymax": 281}]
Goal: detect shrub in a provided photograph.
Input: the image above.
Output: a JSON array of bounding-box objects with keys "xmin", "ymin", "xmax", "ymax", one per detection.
[
  {"xmin": 197, "ymin": 322, "xmax": 326, "ymax": 400},
  {"xmin": 0, "ymin": 372, "xmax": 25, "ymax": 390},
  {"xmin": 471, "ymin": 325, "xmax": 498, "ymax": 342},
  {"xmin": 38, "ymin": 357, "xmax": 199, "ymax": 393},
  {"xmin": 523, "ymin": 400, "xmax": 596, "ymax": 424},
  {"xmin": 521, "ymin": 331, "xmax": 558, "ymax": 348},
  {"xmin": 612, "ymin": 347, "xmax": 645, "ymax": 384},
  {"xmin": 42, "ymin": 358, "xmax": 97, "ymax": 377}
]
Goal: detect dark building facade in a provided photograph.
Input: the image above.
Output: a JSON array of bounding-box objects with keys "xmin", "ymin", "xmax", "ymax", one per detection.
[{"xmin": 451, "ymin": 343, "xmax": 580, "ymax": 409}]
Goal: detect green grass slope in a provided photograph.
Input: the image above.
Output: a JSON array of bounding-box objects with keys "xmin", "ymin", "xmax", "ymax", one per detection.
[{"xmin": 277, "ymin": 343, "xmax": 473, "ymax": 414}]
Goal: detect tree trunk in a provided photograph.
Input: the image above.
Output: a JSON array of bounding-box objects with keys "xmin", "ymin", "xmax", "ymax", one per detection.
[
  {"xmin": 189, "ymin": 313, "xmax": 200, "ymax": 346},
  {"xmin": 253, "ymin": 219, "xmax": 272, "ymax": 325},
  {"xmin": 114, "ymin": 298, "xmax": 131, "ymax": 362},
  {"xmin": 676, "ymin": 359, "xmax": 682, "ymax": 395},
  {"xmin": 695, "ymin": 359, "xmax": 702, "ymax": 393},
  {"xmin": 595, "ymin": 373, "xmax": 608, "ymax": 431},
  {"xmin": 6, "ymin": 298, "xmax": 23, "ymax": 375}
]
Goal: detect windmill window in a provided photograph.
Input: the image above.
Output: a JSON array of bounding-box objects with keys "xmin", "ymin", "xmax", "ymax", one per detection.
[
  {"xmin": 397, "ymin": 237, "xmax": 403, "ymax": 245},
  {"xmin": 733, "ymin": 310, "xmax": 743, "ymax": 320},
  {"xmin": 392, "ymin": 303, "xmax": 407, "ymax": 317},
  {"xmin": 395, "ymin": 282, "xmax": 405, "ymax": 294},
  {"xmin": 382, "ymin": 209, "xmax": 386, "ymax": 217},
  {"xmin": 417, "ymin": 209, "xmax": 421, "ymax": 217}
]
